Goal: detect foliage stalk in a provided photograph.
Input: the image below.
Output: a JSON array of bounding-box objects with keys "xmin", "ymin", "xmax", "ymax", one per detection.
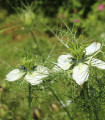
[
  {"xmin": 50, "ymin": 87, "xmax": 73, "ymax": 120},
  {"xmin": 30, "ymin": 31, "xmax": 41, "ymax": 55},
  {"xmin": 28, "ymin": 83, "xmax": 32, "ymax": 120},
  {"xmin": 83, "ymin": 83, "xmax": 94, "ymax": 120}
]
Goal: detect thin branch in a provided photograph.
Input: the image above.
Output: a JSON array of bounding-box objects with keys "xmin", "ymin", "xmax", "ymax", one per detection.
[{"xmin": 49, "ymin": 87, "xmax": 73, "ymax": 120}]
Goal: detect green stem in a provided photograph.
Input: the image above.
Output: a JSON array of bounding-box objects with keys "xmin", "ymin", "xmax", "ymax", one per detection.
[
  {"xmin": 94, "ymin": 111, "xmax": 99, "ymax": 120},
  {"xmin": 88, "ymin": 109, "xmax": 94, "ymax": 120},
  {"xmin": 30, "ymin": 31, "xmax": 41, "ymax": 55},
  {"xmin": 30, "ymin": 31, "xmax": 37, "ymax": 46},
  {"xmin": 83, "ymin": 82, "xmax": 88, "ymax": 100},
  {"xmin": 28, "ymin": 84, "xmax": 32, "ymax": 120},
  {"xmin": 50, "ymin": 87, "xmax": 73, "ymax": 120},
  {"xmin": 83, "ymin": 83, "xmax": 94, "ymax": 120}
]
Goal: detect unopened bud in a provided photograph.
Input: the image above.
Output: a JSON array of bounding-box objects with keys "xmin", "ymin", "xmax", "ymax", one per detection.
[
  {"xmin": 20, "ymin": 9, "xmax": 35, "ymax": 27},
  {"xmin": 33, "ymin": 107, "xmax": 42, "ymax": 120},
  {"xmin": 50, "ymin": 103, "xmax": 60, "ymax": 112},
  {"xmin": 0, "ymin": 83, "xmax": 6, "ymax": 92}
]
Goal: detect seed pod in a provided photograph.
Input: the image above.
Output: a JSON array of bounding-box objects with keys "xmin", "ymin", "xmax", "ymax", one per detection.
[
  {"xmin": 50, "ymin": 103, "xmax": 60, "ymax": 112},
  {"xmin": 33, "ymin": 107, "xmax": 42, "ymax": 120}
]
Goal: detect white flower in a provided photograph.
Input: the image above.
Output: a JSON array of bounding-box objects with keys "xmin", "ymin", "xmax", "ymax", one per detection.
[
  {"xmin": 53, "ymin": 42, "xmax": 105, "ymax": 85},
  {"xmin": 6, "ymin": 65, "xmax": 49, "ymax": 85},
  {"xmin": 25, "ymin": 66, "xmax": 49, "ymax": 85}
]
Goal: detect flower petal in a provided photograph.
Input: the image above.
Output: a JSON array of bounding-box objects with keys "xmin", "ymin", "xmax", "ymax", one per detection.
[
  {"xmin": 72, "ymin": 63, "xmax": 89, "ymax": 85},
  {"xmin": 25, "ymin": 66, "xmax": 49, "ymax": 85},
  {"xmin": 85, "ymin": 42, "xmax": 101, "ymax": 55},
  {"xmin": 52, "ymin": 54, "xmax": 72, "ymax": 71},
  {"xmin": 52, "ymin": 62, "xmax": 71, "ymax": 71},
  {"xmin": 6, "ymin": 69, "xmax": 25, "ymax": 82},
  {"xmin": 58, "ymin": 62, "xmax": 72, "ymax": 70},
  {"xmin": 58, "ymin": 54, "xmax": 72, "ymax": 63},
  {"xmin": 91, "ymin": 58, "xmax": 105, "ymax": 69}
]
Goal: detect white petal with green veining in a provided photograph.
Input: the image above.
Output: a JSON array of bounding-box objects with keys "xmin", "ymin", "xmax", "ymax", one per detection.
[
  {"xmin": 52, "ymin": 54, "xmax": 72, "ymax": 71},
  {"xmin": 25, "ymin": 66, "xmax": 49, "ymax": 85},
  {"xmin": 72, "ymin": 63, "xmax": 89, "ymax": 85},
  {"xmin": 58, "ymin": 54, "xmax": 72, "ymax": 63},
  {"xmin": 91, "ymin": 58, "xmax": 105, "ymax": 69},
  {"xmin": 6, "ymin": 69, "xmax": 25, "ymax": 82},
  {"xmin": 85, "ymin": 42, "xmax": 101, "ymax": 55},
  {"xmin": 57, "ymin": 62, "xmax": 71, "ymax": 70},
  {"xmin": 25, "ymin": 72, "xmax": 43, "ymax": 85}
]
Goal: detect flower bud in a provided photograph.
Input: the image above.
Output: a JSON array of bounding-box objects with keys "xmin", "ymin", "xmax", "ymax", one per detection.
[
  {"xmin": 0, "ymin": 83, "xmax": 6, "ymax": 92},
  {"xmin": 98, "ymin": 4, "xmax": 104, "ymax": 11},
  {"xmin": 33, "ymin": 107, "xmax": 42, "ymax": 120},
  {"xmin": 20, "ymin": 9, "xmax": 35, "ymax": 27},
  {"xmin": 50, "ymin": 103, "xmax": 60, "ymax": 112},
  {"xmin": 74, "ymin": 19, "xmax": 79, "ymax": 23}
]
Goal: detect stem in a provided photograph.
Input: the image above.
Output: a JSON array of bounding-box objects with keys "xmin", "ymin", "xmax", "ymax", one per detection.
[
  {"xmin": 88, "ymin": 108, "xmax": 94, "ymax": 120},
  {"xmin": 30, "ymin": 31, "xmax": 41, "ymax": 55},
  {"xmin": 94, "ymin": 110, "xmax": 99, "ymax": 120},
  {"xmin": 30, "ymin": 31, "xmax": 37, "ymax": 46},
  {"xmin": 28, "ymin": 84, "xmax": 32, "ymax": 120},
  {"xmin": 49, "ymin": 87, "xmax": 73, "ymax": 120},
  {"xmin": 83, "ymin": 82, "xmax": 88, "ymax": 100},
  {"xmin": 83, "ymin": 83, "xmax": 94, "ymax": 120}
]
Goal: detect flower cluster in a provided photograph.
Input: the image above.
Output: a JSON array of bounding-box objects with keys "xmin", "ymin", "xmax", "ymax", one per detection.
[
  {"xmin": 52, "ymin": 42, "xmax": 105, "ymax": 85},
  {"xmin": 6, "ymin": 42, "xmax": 105, "ymax": 86}
]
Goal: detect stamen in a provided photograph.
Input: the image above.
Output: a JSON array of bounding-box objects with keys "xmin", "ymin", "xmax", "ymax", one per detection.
[{"xmin": 19, "ymin": 65, "xmax": 27, "ymax": 71}]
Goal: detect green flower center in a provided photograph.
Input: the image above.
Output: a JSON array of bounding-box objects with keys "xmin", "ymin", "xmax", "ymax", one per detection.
[
  {"xmin": 68, "ymin": 42, "xmax": 89, "ymax": 66},
  {"xmin": 18, "ymin": 58, "xmax": 36, "ymax": 72}
]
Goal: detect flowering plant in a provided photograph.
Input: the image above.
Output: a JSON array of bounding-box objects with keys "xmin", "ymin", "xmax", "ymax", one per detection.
[
  {"xmin": 5, "ymin": 57, "xmax": 49, "ymax": 119},
  {"xmin": 53, "ymin": 42, "xmax": 105, "ymax": 85}
]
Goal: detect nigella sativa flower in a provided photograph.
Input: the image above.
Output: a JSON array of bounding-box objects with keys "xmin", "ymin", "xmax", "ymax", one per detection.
[
  {"xmin": 6, "ymin": 65, "xmax": 49, "ymax": 85},
  {"xmin": 52, "ymin": 42, "xmax": 105, "ymax": 85}
]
